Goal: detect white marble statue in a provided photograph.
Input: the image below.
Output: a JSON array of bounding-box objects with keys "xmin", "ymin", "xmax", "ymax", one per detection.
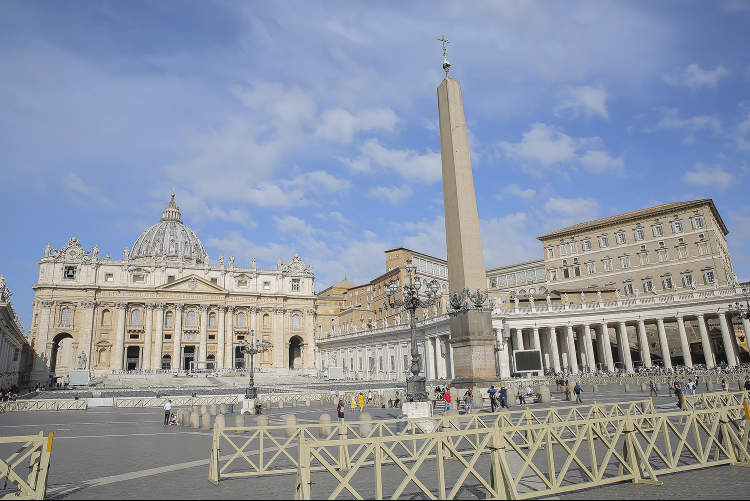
[
  {"xmin": 45, "ymin": 243, "xmax": 52, "ymax": 257},
  {"xmin": 219, "ymin": 254, "xmax": 224, "ymax": 266}
]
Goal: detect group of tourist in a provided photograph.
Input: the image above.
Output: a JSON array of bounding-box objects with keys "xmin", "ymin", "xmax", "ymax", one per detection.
[{"xmin": 0, "ymin": 386, "xmax": 19, "ymax": 401}]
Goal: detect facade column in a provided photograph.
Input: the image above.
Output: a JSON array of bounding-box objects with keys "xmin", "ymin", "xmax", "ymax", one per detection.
[
  {"xmin": 34, "ymin": 300, "xmax": 55, "ymax": 377},
  {"xmin": 676, "ymin": 316, "xmax": 692, "ymax": 368},
  {"xmin": 216, "ymin": 305, "xmax": 226, "ymax": 370},
  {"xmin": 426, "ymin": 337, "xmax": 436, "ymax": 382},
  {"xmin": 583, "ymin": 325, "xmax": 595, "ymax": 372},
  {"xmin": 540, "ymin": 329, "xmax": 551, "ymax": 371},
  {"xmin": 513, "ymin": 328, "xmax": 524, "ymax": 351},
  {"xmin": 113, "ymin": 302, "xmax": 127, "ymax": 371},
  {"xmin": 275, "ymin": 308, "xmax": 285, "ymax": 370},
  {"xmin": 172, "ymin": 304, "xmax": 184, "ymax": 371},
  {"xmin": 617, "ymin": 321, "xmax": 633, "ymax": 372},
  {"xmin": 599, "ymin": 323, "xmax": 614, "ymax": 371},
  {"xmin": 532, "ymin": 327, "xmax": 541, "ymax": 350},
  {"xmin": 565, "ymin": 325, "xmax": 579, "ymax": 373},
  {"xmin": 656, "ymin": 318, "xmax": 672, "ymax": 369},
  {"xmin": 717, "ymin": 311, "xmax": 738, "ymax": 366},
  {"xmin": 696, "ymin": 314, "xmax": 715, "ymax": 367},
  {"xmin": 636, "ymin": 319, "xmax": 652, "ymax": 368},
  {"xmin": 143, "ymin": 303, "xmax": 154, "ymax": 371},
  {"xmin": 225, "ymin": 306, "xmax": 235, "ymax": 369},
  {"xmin": 199, "ymin": 305, "xmax": 208, "ymax": 369},
  {"xmin": 153, "ymin": 304, "xmax": 165, "ymax": 370},
  {"xmin": 548, "ymin": 327, "xmax": 561, "ymax": 373},
  {"xmin": 80, "ymin": 301, "xmax": 97, "ymax": 370}
]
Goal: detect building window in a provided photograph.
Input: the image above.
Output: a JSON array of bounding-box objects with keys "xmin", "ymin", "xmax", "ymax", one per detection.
[
  {"xmin": 186, "ymin": 310, "xmax": 196, "ymax": 326},
  {"xmin": 615, "ymin": 233, "xmax": 626, "ymax": 245},
  {"xmin": 672, "ymin": 220, "xmax": 683, "ymax": 233},
  {"xmin": 682, "ymin": 274, "xmax": 693, "ymax": 287},
  {"xmin": 547, "ymin": 247, "xmax": 554, "ymax": 259},
  {"xmin": 573, "ymin": 266, "xmax": 581, "ymax": 277},
  {"xmin": 624, "ymin": 283, "xmax": 634, "ymax": 295},
  {"xmin": 489, "ymin": 277, "xmax": 497, "ymax": 288},
  {"xmin": 210, "ymin": 278, "xmax": 218, "ymax": 285},
  {"xmin": 563, "ymin": 268, "xmax": 570, "ymax": 279},
  {"xmin": 634, "ymin": 228, "xmax": 645, "ymax": 241},
  {"xmin": 549, "ymin": 269, "xmax": 558, "ymax": 281},
  {"xmin": 237, "ymin": 279, "xmax": 247, "ymax": 288},
  {"xmin": 516, "ymin": 272, "xmax": 526, "ymax": 284},
  {"xmin": 263, "ymin": 314, "xmax": 270, "ymax": 329},
  {"xmin": 598, "ymin": 236, "xmax": 609, "ymax": 248},
  {"xmin": 620, "ymin": 255, "xmax": 631, "ymax": 269},
  {"xmin": 602, "ymin": 258, "xmax": 613, "ymax": 272},
  {"xmin": 131, "ymin": 309, "xmax": 141, "ymax": 325},
  {"xmin": 586, "ymin": 262, "xmax": 596, "ymax": 274},
  {"xmin": 63, "ymin": 266, "xmax": 76, "ymax": 280},
  {"xmin": 263, "ymin": 281, "xmax": 271, "ymax": 290},
  {"xmin": 657, "ymin": 249, "xmax": 669, "ymax": 262},
  {"xmin": 61, "ymin": 307, "xmax": 72, "ymax": 326},
  {"xmin": 167, "ymin": 275, "xmax": 175, "ymax": 283},
  {"xmin": 663, "ymin": 277, "xmax": 674, "ymax": 290},
  {"xmin": 570, "ymin": 241, "xmax": 578, "ymax": 254},
  {"xmin": 292, "ymin": 279, "xmax": 300, "ymax": 291},
  {"xmin": 704, "ymin": 270, "xmax": 715, "ymax": 284},
  {"xmin": 237, "ymin": 312, "xmax": 245, "ymax": 328},
  {"xmin": 104, "ymin": 273, "xmax": 114, "ymax": 282},
  {"xmin": 698, "ymin": 243, "xmax": 708, "ymax": 256},
  {"xmin": 165, "ymin": 313, "xmax": 173, "ymax": 327},
  {"xmin": 559, "ymin": 245, "xmax": 567, "ymax": 256},
  {"xmin": 639, "ymin": 253, "xmax": 650, "ymax": 266},
  {"xmin": 13, "ymin": 348, "xmax": 19, "ymax": 362},
  {"xmin": 292, "ymin": 314, "xmax": 300, "ymax": 330},
  {"xmin": 131, "ymin": 274, "xmax": 144, "ymax": 283},
  {"xmin": 162, "ymin": 355, "xmax": 171, "ymax": 370},
  {"xmin": 209, "ymin": 313, "xmax": 216, "ymax": 327},
  {"xmin": 652, "ymin": 225, "xmax": 664, "ymax": 237},
  {"xmin": 692, "ymin": 216, "xmax": 705, "ymax": 229},
  {"xmin": 581, "ymin": 239, "xmax": 592, "ymax": 251},
  {"xmin": 678, "ymin": 246, "xmax": 688, "ymax": 259},
  {"xmin": 644, "ymin": 280, "xmax": 654, "ymax": 293}
]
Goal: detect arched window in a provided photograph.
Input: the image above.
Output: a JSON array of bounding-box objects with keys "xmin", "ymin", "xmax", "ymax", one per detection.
[
  {"xmin": 165, "ymin": 313, "xmax": 173, "ymax": 327},
  {"xmin": 161, "ymin": 355, "xmax": 171, "ymax": 370},
  {"xmin": 131, "ymin": 309, "xmax": 141, "ymax": 325},
  {"xmin": 237, "ymin": 312, "xmax": 246, "ymax": 327},
  {"xmin": 292, "ymin": 314, "xmax": 300, "ymax": 330},
  {"xmin": 263, "ymin": 314, "xmax": 270, "ymax": 329},
  {"xmin": 209, "ymin": 313, "xmax": 216, "ymax": 327},
  {"xmin": 186, "ymin": 310, "xmax": 196, "ymax": 326},
  {"xmin": 61, "ymin": 307, "xmax": 72, "ymax": 326},
  {"xmin": 101, "ymin": 309, "xmax": 111, "ymax": 326}
]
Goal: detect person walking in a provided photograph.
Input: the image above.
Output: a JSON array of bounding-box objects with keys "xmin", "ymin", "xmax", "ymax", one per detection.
[
  {"xmin": 358, "ymin": 392, "xmax": 365, "ymax": 411},
  {"xmin": 649, "ymin": 378, "xmax": 658, "ymax": 397},
  {"xmin": 367, "ymin": 390, "xmax": 373, "ymax": 405},
  {"xmin": 573, "ymin": 382, "xmax": 584, "ymax": 404},
  {"xmin": 668, "ymin": 378, "xmax": 674, "ymax": 397},
  {"xmin": 350, "ymin": 394, "xmax": 356, "ymax": 412},
  {"xmin": 393, "ymin": 391, "xmax": 401, "ymax": 408},
  {"xmin": 744, "ymin": 376, "xmax": 750, "ymax": 392},
  {"xmin": 163, "ymin": 399, "xmax": 172, "ymax": 426},
  {"xmin": 463, "ymin": 391, "xmax": 472, "ymax": 414},
  {"xmin": 674, "ymin": 378, "xmax": 683, "ymax": 409},
  {"xmin": 337, "ymin": 399, "xmax": 345, "ymax": 424},
  {"xmin": 488, "ymin": 386, "xmax": 498, "ymax": 412},
  {"xmin": 443, "ymin": 389, "xmax": 452, "ymax": 412},
  {"xmin": 517, "ymin": 385, "xmax": 526, "ymax": 407},
  {"xmin": 499, "ymin": 386, "xmax": 510, "ymax": 409}
]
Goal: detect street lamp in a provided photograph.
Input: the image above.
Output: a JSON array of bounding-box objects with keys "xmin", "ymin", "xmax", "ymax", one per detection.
[
  {"xmin": 238, "ymin": 329, "xmax": 269, "ymax": 399},
  {"xmin": 383, "ymin": 259, "xmax": 440, "ymax": 402}
]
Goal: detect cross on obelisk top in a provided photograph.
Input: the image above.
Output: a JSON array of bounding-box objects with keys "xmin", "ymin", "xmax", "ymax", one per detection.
[{"xmin": 438, "ymin": 35, "xmax": 451, "ymax": 76}]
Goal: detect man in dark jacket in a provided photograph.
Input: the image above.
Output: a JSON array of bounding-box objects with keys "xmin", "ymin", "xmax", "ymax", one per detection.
[{"xmin": 499, "ymin": 386, "xmax": 510, "ymax": 409}]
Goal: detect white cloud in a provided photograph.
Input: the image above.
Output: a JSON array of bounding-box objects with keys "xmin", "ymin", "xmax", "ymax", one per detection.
[
  {"xmin": 315, "ymin": 211, "xmax": 353, "ymax": 226},
  {"xmin": 498, "ymin": 183, "xmax": 536, "ymax": 201},
  {"xmin": 683, "ymin": 163, "xmax": 733, "ymax": 190},
  {"xmin": 315, "ymin": 107, "xmax": 398, "ymax": 144},
  {"xmin": 498, "ymin": 123, "xmax": 623, "ymax": 174},
  {"xmin": 544, "ymin": 197, "xmax": 601, "ymax": 229},
  {"xmin": 400, "ymin": 216, "xmax": 447, "ymax": 259},
  {"xmin": 655, "ymin": 108, "xmax": 722, "ymax": 133},
  {"xmin": 663, "ymin": 64, "xmax": 730, "ymax": 90},
  {"xmin": 340, "ymin": 138, "xmax": 442, "ymax": 183},
  {"xmin": 367, "ymin": 184, "xmax": 414, "ymax": 205},
  {"xmin": 286, "ymin": 170, "xmax": 352, "ymax": 193},
  {"xmin": 481, "ymin": 212, "xmax": 542, "ymax": 268},
  {"xmin": 62, "ymin": 173, "xmax": 116, "ymax": 209},
  {"xmin": 554, "ymin": 85, "xmax": 610, "ymax": 119}
]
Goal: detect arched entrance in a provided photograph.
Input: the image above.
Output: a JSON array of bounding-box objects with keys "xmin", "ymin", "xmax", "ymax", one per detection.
[
  {"xmin": 234, "ymin": 346, "xmax": 245, "ymax": 369},
  {"xmin": 49, "ymin": 333, "xmax": 74, "ymax": 375},
  {"xmin": 289, "ymin": 336, "xmax": 303, "ymax": 370}
]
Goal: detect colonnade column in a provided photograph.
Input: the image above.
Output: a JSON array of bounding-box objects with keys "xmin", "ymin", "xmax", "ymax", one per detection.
[
  {"xmin": 143, "ymin": 303, "xmax": 154, "ymax": 371},
  {"xmin": 547, "ymin": 327, "xmax": 561, "ymax": 373},
  {"xmin": 717, "ymin": 311, "xmax": 738, "ymax": 366},
  {"xmin": 172, "ymin": 304, "xmax": 184, "ymax": 371},
  {"xmin": 225, "ymin": 306, "xmax": 235, "ymax": 369},
  {"xmin": 153, "ymin": 303, "xmax": 165, "ymax": 370},
  {"xmin": 426, "ymin": 337, "xmax": 436, "ymax": 381},
  {"xmin": 636, "ymin": 319, "xmax": 652, "ymax": 368},
  {"xmin": 113, "ymin": 302, "xmax": 127, "ymax": 371},
  {"xmin": 513, "ymin": 328, "xmax": 524, "ymax": 352},
  {"xmin": 617, "ymin": 322, "xmax": 633, "ymax": 372},
  {"xmin": 599, "ymin": 323, "xmax": 614, "ymax": 371},
  {"xmin": 199, "ymin": 305, "xmax": 208, "ymax": 369},
  {"xmin": 532, "ymin": 327, "xmax": 541, "ymax": 350},
  {"xmin": 216, "ymin": 305, "xmax": 226, "ymax": 369},
  {"xmin": 583, "ymin": 325, "xmax": 595, "ymax": 372},
  {"xmin": 565, "ymin": 325, "xmax": 579, "ymax": 373},
  {"xmin": 676, "ymin": 316, "xmax": 692, "ymax": 368},
  {"xmin": 696, "ymin": 314, "xmax": 714, "ymax": 367},
  {"xmin": 655, "ymin": 318, "xmax": 672, "ymax": 369}
]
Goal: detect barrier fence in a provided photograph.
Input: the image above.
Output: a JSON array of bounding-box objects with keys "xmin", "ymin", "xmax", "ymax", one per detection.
[
  {"xmin": 0, "ymin": 399, "xmax": 86, "ymax": 412},
  {"xmin": 0, "ymin": 432, "xmax": 54, "ymax": 500}
]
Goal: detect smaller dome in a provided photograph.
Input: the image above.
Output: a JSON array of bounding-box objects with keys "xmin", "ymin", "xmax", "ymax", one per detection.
[{"xmin": 129, "ymin": 194, "xmax": 206, "ymax": 263}]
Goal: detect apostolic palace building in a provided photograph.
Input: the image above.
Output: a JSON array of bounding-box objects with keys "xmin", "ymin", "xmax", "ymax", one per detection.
[{"xmin": 27, "ymin": 194, "xmax": 317, "ymax": 383}]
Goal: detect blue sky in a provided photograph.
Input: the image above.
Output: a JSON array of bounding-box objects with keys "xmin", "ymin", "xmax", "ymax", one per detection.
[{"xmin": 2, "ymin": 1, "xmax": 749, "ymax": 330}]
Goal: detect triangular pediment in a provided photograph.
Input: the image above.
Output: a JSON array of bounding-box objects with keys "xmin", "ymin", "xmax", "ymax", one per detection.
[{"xmin": 155, "ymin": 274, "xmax": 227, "ymax": 293}]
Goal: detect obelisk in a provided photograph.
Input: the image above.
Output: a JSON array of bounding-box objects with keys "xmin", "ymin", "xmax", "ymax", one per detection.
[{"xmin": 437, "ymin": 38, "xmax": 496, "ymax": 384}]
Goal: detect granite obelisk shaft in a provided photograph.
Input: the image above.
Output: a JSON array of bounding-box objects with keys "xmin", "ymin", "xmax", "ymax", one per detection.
[{"xmin": 438, "ymin": 76, "xmax": 496, "ymax": 384}]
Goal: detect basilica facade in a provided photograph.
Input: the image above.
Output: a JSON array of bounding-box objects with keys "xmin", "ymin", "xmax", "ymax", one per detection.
[{"xmin": 28, "ymin": 194, "xmax": 316, "ymax": 382}]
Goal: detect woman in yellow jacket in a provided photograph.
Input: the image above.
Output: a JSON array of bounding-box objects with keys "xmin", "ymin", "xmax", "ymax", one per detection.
[
  {"xmin": 350, "ymin": 395, "xmax": 356, "ymax": 411},
  {"xmin": 358, "ymin": 392, "xmax": 365, "ymax": 411}
]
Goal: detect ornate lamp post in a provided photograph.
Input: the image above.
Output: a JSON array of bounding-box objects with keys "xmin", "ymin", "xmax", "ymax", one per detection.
[
  {"xmin": 238, "ymin": 329, "xmax": 269, "ymax": 399},
  {"xmin": 383, "ymin": 259, "xmax": 440, "ymax": 402}
]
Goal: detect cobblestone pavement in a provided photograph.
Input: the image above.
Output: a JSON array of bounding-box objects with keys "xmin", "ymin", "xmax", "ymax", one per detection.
[{"xmin": 0, "ymin": 383, "xmax": 748, "ymax": 499}]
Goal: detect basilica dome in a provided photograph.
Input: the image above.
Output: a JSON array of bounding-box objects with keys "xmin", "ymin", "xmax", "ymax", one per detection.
[{"xmin": 129, "ymin": 194, "xmax": 207, "ymax": 263}]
